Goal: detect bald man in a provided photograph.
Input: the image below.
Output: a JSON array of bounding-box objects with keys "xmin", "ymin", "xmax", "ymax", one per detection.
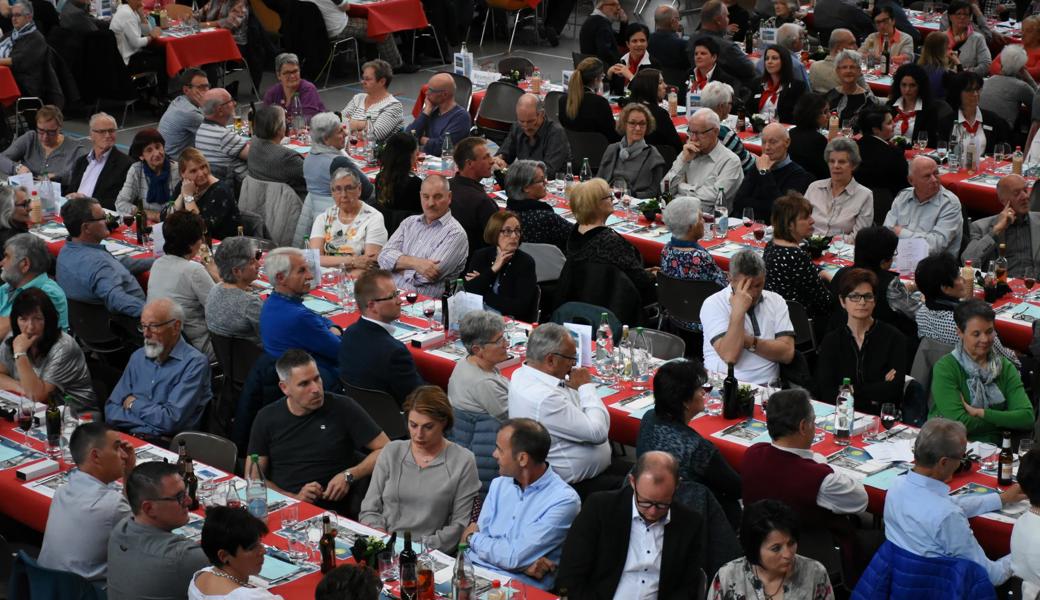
[
  {"xmin": 648, "ymin": 5, "xmax": 690, "ymax": 70},
  {"xmin": 963, "ymin": 174, "xmax": 1040, "ymax": 276},
  {"xmin": 732, "ymin": 123, "xmax": 812, "ymax": 221},
  {"xmin": 195, "ymin": 87, "xmax": 250, "ymax": 186},
  {"xmin": 883, "ymin": 156, "xmax": 964, "ymax": 256},
  {"xmin": 809, "ymin": 28, "xmax": 861, "ymax": 94},
  {"xmin": 492, "ymin": 94, "xmax": 570, "ymax": 178},
  {"xmin": 557, "ymin": 451, "xmax": 715, "ymax": 598},
  {"xmin": 407, "ymin": 73, "xmax": 473, "ymax": 156}
]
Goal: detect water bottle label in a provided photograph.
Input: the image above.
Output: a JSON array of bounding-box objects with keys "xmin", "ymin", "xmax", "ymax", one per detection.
[{"xmin": 247, "ymin": 498, "xmax": 267, "ymax": 518}]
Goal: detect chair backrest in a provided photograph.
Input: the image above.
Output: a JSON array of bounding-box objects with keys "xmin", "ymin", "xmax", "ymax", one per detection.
[
  {"xmin": 554, "ymin": 260, "xmax": 644, "ymax": 326},
  {"xmin": 238, "ymin": 176, "xmax": 303, "ymax": 247},
  {"xmin": 65, "ymin": 299, "xmax": 121, "ymax": 350},
  {"xmin": 550, "ymin": 301, "xmax": 622, "ymax": 343},
  {"xmin": 572, "ymin": 52, "xmax": 596, "ymax": 68},
  {"xmin": 520, "ymin": 242, "xmax": 566, "ymax": 282},
  {"xmin": 497, "ymin": 56, "xmax": 535, "ymax": 78},
  {"xmin": 342, "ymin": 381, "xmax": 408, "ymax": 439},
  {"xmin": 169, "ymin": 431, "xmax": 238, "ymax": 473},
  {"xmin": 8, "ymin": 550, "xmax": 105, "ymax": 600},
  {"xmin": 543, "ymin": 91, "xmax": 565, "ymax": 122},
  {"xmin": 210, "ymin": 333, "xmax": 263, "ymax": 432},
  {"xmin": 654, "ymin": 143, "xmax": 678, "ymax": 169},
  {"xmin": 785, "ymin": 300, "xmax": 815, "ymax": 352},
  {"xmin": 656, "ymin": 275, "xmax": 723, "ymax": 326},
  {"xmin": 450, "ymin": 72, "xmax": 473, "ymax": 112},
  {"xmin": 563, "ymin": 129, "xmax": 610, "ymax": 175},
  {"xmin": 640, "ymin": 328, "xmax": 686, "ymax": 359},
  {"xmin": 476, "ymin": 81, "xmax": 526, "ymax": 125},
  {"xmin": 81, "ymin": 30, "xmax": 138, "ymax": 102},
  {"xmin": 661, "ymin": 66, "xmax": 689, "ymax": 89},
  {"xmin": 871, "ymin": 187, "xmax": 894, "ymax": 225},
  {"xmin": 851, "ymin": 540, "xmax": 996, "ymax": 600},
  {"xmin": 910, "ymin": 337, "xmax": 954, "ymax": 410}
]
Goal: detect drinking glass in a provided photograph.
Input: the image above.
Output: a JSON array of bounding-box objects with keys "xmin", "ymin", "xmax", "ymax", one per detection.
[
  {"xmin": 17, "ymin": 396, "xmax": 33, "ymax": 447},
  {"xmin": 422, "ymin": 299, "xmax": 438, "ymax": 331},
  {"xmin": 936, "ymin": 140, "xmax": 948, "ymax": 163},
  {"xmin": 862, "ymin": 416, "xmax": 883, "ymax": 443},
  {"xmin": 995, "ymin": 142, "xmax": 1011, "ymax": 163},
  {"xmin": 612, "ymin": 178, "xmax": 630, "ymax": 218},
  {"xmin": 915, "ymin": 132, "xmax": 928, "ymax": 152},
  {"xmin": 879, "ymin": 402, "xmax": 900, "ymax": 433},
  {"xmin": 840, "ymin": 120, "xmax": 853, "ymax": 138},
  {"xmin": 741, "ymin": 208, "xmax": 755, "ymax": 237},
  {"xmin": 306, "ymin": 519, "xmax": 324, "ymax": 564},
  {"xmin": 981, "ymin": 448, "xmax": 1000, "ymax": 473},
  {"xmin": 1020, "ymin": 438, "xmax": 1035, "ymax": 457},
  {"xmin": 378, "ymin": 549, "xmax": 398, "ymax": 581}
]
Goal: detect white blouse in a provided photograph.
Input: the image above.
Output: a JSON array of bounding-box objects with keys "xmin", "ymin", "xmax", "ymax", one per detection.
[
  {"xmin": 188, "ymin": 567, "xmax": 284, "ymax": 600},
  {"xmin": 310, "ymin": 201, "xmax": 388, "ymax": 256}
]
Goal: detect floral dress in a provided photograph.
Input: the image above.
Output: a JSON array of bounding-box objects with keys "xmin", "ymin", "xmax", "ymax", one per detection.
[
  {"xmin": 709, "ymin": 556, "xmax": 834, "ymax": 600},
  {"xmin": 660, "ymin": 238, "xmax": 728, "ymax": 331},
  {"xmin": 309, "ymin": 202, "xmax": 388, "ymax": 257}
]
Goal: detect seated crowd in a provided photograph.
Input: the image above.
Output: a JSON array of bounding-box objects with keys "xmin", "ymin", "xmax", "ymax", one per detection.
[{"xmin": 14, "ymin": 0, "xmax": 1040, "ymax": 598}]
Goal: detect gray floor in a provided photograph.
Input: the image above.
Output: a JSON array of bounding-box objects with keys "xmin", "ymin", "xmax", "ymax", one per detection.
[{"xmin": 57, "ymin": 0, "xmax": 681, "ymax": 148}]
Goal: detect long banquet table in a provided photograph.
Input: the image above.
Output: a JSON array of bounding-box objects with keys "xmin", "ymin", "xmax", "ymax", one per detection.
[{"xmin": 155, "ymin": 27, "xmax": 245, "ymax": 77}]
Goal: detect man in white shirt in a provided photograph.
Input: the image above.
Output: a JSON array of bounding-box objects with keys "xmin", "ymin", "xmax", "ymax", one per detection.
[
  {"xmin": 883, "ymin": 155, "xmax": 964, "ymax": 256},
  {"xmin": 700, "ymin": 249, "xmax": 795, "ymax": 384},
  {"xmin": 508, "ymin": 323, "xmax": 614, "ymax": 493},
  {"xmin": 664, "ymin": 107, "xmax": 744, "ymax": 212},
  {"xmin": 37, "ymin": 422, "xmax": 136, "ymax": 581},
  {"xmin": 108, "ymin": 0, "xmax": 167, "ymax": 95}
]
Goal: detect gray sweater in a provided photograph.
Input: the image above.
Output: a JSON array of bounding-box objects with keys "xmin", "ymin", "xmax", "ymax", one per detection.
[
  {"xmin": 953, "ymin": 31, "xmax": 992, "ymax": 76},
  {"xmin": 246, "ymin": 138, "xmax": 307, "ymax": 198},
  {"xmin": 446, "ymin": 358, "xmax": 509, "ymax": 421},
  {"xmin": 980, "ymin": 74, "xmax": 1037, "ymax": 130},
  {"xmin": 360, "ymin": 439, "xmax": 480, "ymax": 553},
  {"xmin": 597, "ymin": 141, "xmax": 667, "ymax": 200}
]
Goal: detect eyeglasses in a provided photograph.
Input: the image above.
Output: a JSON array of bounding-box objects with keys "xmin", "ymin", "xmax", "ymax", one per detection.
[
  {"xmin": 36, "ymin": 127, "xmax": 59, "ymax": 137},
  {"xmin": 372, "ymin": 290, "xmax": 402, "ymax": 303},
  {"xmin": 91, "ymin": 128, "xmax": 117, "ymax": 136},
  {"xmin": 220, "ymin": 99, "xmax": 236, "ymax": 107},
  {"xmin": 149, "ymin": 490, "xmax": 189, "ymax": 504},
  {"xmin": 551, "ymin": 352, "xmax": 578, "ymax": 363},
  {"xmin": 13, "ymin": 200, "xmax": 30, "ymax": 209},
  {"xmin": 138, "ymin": 318, "xmax": 177, "ymax": 333},
  {"xmin": 483, "ymin": 335, "xmax": 508, "ymax": 347},
  {"xmin": 280, "ymin": 68, "xmax": 301, "ymax": 76},
  {"xmin": 844, "ymin": 293, "xmax": 875, "ymax": 303},
  {"xmin": 689, "ymin": 127, "xmax": 716, "ymax": 137},
  {"xmin": 874, "ymin": 16, "xmax": 891, "ymax": 24},
  {"xmin": 190, "ymin": 82, "xmax": 211, "ymax": 91},
  {"xmin": 332, "ymin": 184, "xmax": 361, "ymax": 193},
  {"xmin": 634, "ymin": 489, "xmax": 672, "ymax": 511},
  {"xmin": 499, "ymin": 228, "xmax": 522, "ymax": 237},
  {"xmin": 626, "ymin": 120, "xmax": 648, "ymax": 128}
]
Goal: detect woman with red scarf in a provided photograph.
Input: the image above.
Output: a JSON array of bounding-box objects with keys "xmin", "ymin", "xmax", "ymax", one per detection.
[
  {"xmin": 887, "ymin": 63, "xmax": 940, "ymax": 147},
  {"xmin": 744, "ymin": 44, "xmax": 806, "ymax": 124},
  {"xmin": 607, "ymin": 23, "xmax": 656, "ymax": 95},
  {"xmin": 942, "ymin": 0, "xmax": 992, "ymax": 76},
  {"xmin": 938, "ymin": 71, "xmax": 1010, "ymax": 159}
]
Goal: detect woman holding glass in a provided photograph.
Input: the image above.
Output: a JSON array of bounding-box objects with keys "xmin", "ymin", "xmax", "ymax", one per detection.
[
  {"xmin": 463, "ymin": 211, "xmax": 537, "ymax": 322},
  {"xmin": 930, "ymin": 298, "xmax": 1035, "ymax": 444},
  {"xmin": 308, "ymin": 168, "xmax": 387, "ymax": 274},
  {"xmin": 597, "ymin": 103, "xmax": 666, "ymax": 200},
  {"xmin": 360, "ymin": 386, "xmax": 481, "ymax": 553},
  {"xmin": 116, "ymin": 128, "xmax": 180, "ymax": 222},
  {"xmin": 804, "ymin": 137, "xmax": 873, "ymax": 237},
  {"xmin": 816, "ymin": 268, "xmax": 908, "ymax": 414}
]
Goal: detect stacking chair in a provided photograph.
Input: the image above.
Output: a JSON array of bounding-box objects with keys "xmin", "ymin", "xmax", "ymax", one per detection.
[
  {"xmin": 209, "ymin": 333, "xmax": 263, "ymax": 436},
  {"xmin": 640, "ymin": 328, "xmax": 686, "ymax": 360},
  {"xmin": 8, "ymin": 550, "xmax": 104, "ymax": 600},
  {"xmin": 497, "ymin": 56, "xmax": 536, "ymax": 78},
  {"xmin": 450, "ymin": 73, "xmax": 474, "ymax": 113},
  {"xmin": 170, "ymin": 431, "xmax": 238, "ymax": 473},
  {"xmin": 543, "ymin": 90, "xmax": 564, "ymax": 121},
  {"xmin": 655, "ymin": 274, "xmax": 723, "ymax": 331},
  {"xmin": 563, "ymin": 129, "xmax": 610, "ymax": 175},
  {"xmin": 474, "ymin": 81, "xmax": 525, "ymax": 143},
  {"xmin": 341, "ymin": 381, "xmax": 408, "ymax": 439}
]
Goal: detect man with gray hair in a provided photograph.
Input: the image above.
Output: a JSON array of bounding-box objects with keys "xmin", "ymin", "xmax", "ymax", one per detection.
[
  {"xmin": 761, "ymin": 22, "xmax": 808, "ymax": 83},
  {"xmin": 0, "ymin": 232, "xmax": 67, "ymax": 339},
  {"xmin": 701, "ymin": 81, "xmax": 755, "ymax": 174},
  {"xmin": 259, "ymin": 247, "xmax": 341, "ymax": 373},
  {"xmin": 700, "ymin": 249, "xmax": 795, "ymax": 384},
  {"xmin": 733, "ymin": 122, "xmax": 812, "ymax": 221},
  {"xmin": 649, "ymin": 5, "xmax": 689, "ymax": 71},
  {"xmin": 809, "ymin": 28, "xmax": 859, "ymax": 93},
  {"xmin": 579, "ymin": 0, "xmax": 629, "ymax": 66},
  {"xmin": 194, "ymin": 87, "xmax": 250, "ymax": 187},
  {"xmin": 105, "ymin": 298, "xmax": 212, "ymax": 438},
  {"xmin": 508, "ymin": 322, "xmax": 612, "ymax": 489},
  {"xmin": 696, "ymin": 0, "xmax": 755, "ymax": 81},
  {"xmin": 884, "ymin": 417, "xmax": 1024, "ymax": 585},
  {"xmin": 493, "ymin": 94, "xmax": 570, "ymax": 179},
  {"xmin": 664, "ymin": 107, "xmax": 744, "ymax": 212},
  {"xmin": 883, "ymin": 155, "xmax": 963, "ymax": 256},
  {"xmin": 66, "ymin": 113, "xmax": 133, "ymax": 209}
]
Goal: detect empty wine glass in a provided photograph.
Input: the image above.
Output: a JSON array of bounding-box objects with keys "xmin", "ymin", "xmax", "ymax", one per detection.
[
  {"xmin": 915, "ymin": 132, "xmax": 928, "ymax": 153},
  {"xmin": 995, "ymin": 143, "xmax": 1011, "ymax": 163},
  {"xmin": 936, "ymin": 140, "xmax": 948, "ymax": 163}
]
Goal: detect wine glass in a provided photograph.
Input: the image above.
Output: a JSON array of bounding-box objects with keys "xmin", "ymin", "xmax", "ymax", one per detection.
[
  {"xmin": 936, "ymin": 140, "xmax": 948, "ymax": 163},
  {"xmin": 17, "ymin": 396, "xmax": 33, "ymax": 447},
  {"xmin": 879, "ymin": 402, "xmax": 900, "ymax": 434},
  {"xmin": 422, "ymin": 299, "xmax": 438, "ymax": 331},
  {"xmin": 915, "ymin": 132, "xmax": 928, "ymax": 153},
  {"xmin": 741, "ymin": 208, "xmax": 755, "ymax": 236},
  {"xmin": 995, "ymin": 142, "xmax": 1010, "ymax": 164},
  {"xmin": 1024, "ymin": 276, "xmax": 1036, "ymax": 298},
  {"xmin": 612, "ymin": 178, "xmax": 629, "ymax": 218},
  {"xmin": 840, "ymin": 119, "xmax": 853, "ymax": 138},
  {"xmin": 405, "ymin": 291, "xmax": 419, "ymax": 317},
  {"xmin": 753, "ymin": 220, "xmax": 766, "ymax": 244},
  {"xmin": 306, "ymin": 519, "xmax": 324, "ymax": 564}
]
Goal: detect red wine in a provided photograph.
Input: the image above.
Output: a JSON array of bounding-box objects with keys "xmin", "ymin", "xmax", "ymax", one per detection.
[
  {"xmin": 881, "ymin": 416, "xmax": 897, "ymax": 430},
  {"xmin": 742, "ymin": 218, "xmax": 752, "ymax": 228},
  {"xmin": 122, "ymin": 216, "xmax": 135, "ymax": 228},
  {"xmin": 423, "ymin": 308, "xmax": 435, "ymax": 319},
  {"xmin": 701, "ymin": 383, "xmax": 713, "ymax": 394},
  {"xmin": 17, "ymin": 415, "xmax": 32, "ymax": 432},
  {"xmin": 406, "ymin": 292, "xmax": 418, "ymax": 304},
  {"xmin": 613, "ymin": 190, "xmax": 624, "ymax": 201},
  {"xmin": 1026, "ymin": 278, "xmax": 1036, "ymax": 290},
  {"xmin": 753, "ymin": 228, "xmax": 765, "ymax": 241}
]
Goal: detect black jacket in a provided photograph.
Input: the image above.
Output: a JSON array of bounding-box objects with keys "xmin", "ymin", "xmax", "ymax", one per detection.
[
  {"xmin": 815, "ymin": 320, "xmax": 907, "ymax": 412},
  {"xmin": 648, "ymin": 30, "xmax": 689, "ymax": 71},
  {"xmin": 579, "ymin": 14, "xmax": 625, "ymax": 65},
  {"xmin": 732, "ymin": 160, "xmax": 814, "ymax": 222},
  {"xmin": 448, "ymin": 174, "xmax": 498, "ymax": 254},
  {"xmin": 338, "ymin": 318, "xmax": 425, "ymax": 405},
  {"xmin": 855, "ymin": 135, "xmax": 910, "ymax": 200},
  {"xmin": 58, "ymin": 0, "xmax": 101, "ymax": 32},
  {"xmin": 627, "ymin": 98, "xmax": 682, "ymax": 154},
  {"xmin": 887, "ymin": 99, "xmax": 942, "ymax": 148},
  {"xmin": 463, "ymin": 246, "xmax": 538, "ymax": 321},
  {"xmin": 789, "ymin": 126, "xmax": 829, "ymax": 180},
  {"xmin": 937, "ymin": 108, "xmax": 1011, "ymax": 155},
  {"xmin": 745, "ymin": 77, "xmax": 806, "ymax": 125},
  {"xmin": 558, "ymin": 91, "xmax": 622, "ymax": 143},
  {"xmin": 66, "ymin": 147, "xmax": 133, "ymax": 210},
  {"xmin": 557, "ymin": 487, "xmax": 705, "ymax": 600}
]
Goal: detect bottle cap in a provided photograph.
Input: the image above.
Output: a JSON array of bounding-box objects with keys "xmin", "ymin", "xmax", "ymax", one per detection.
[{"xmin": 491, "ymin": 580, "xmax": 501, "ymax": 588}]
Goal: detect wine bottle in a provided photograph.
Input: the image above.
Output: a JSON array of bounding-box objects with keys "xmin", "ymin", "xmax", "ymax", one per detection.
[
  {"xmin": 881, "ymin": 38, "xmax": 891, "ymax": 75},
  {"xmin": 175, "ymin": 439, "xmax": 187, "ymax": 471},
  {"xmin": 183, "ymin": 456, "xmax": 200, "ymax": 510},
  {"xmin": 451, "ymin": 543, "xmax": 474, "ymax": 600},
  {"xmin": 319, "ymin": 515, "xmax": 338, "ymax": 574},
  {"xmin": 722, "ymin": 363, "xmax": 739, "ymax": 419},
  {"xmin": 998, "ymin": 431, "xmax": 1015, "ymax": 486},
  {"xmin": 996, "ymin": 244, "xmax": 1009, "ymax": 284},
  {"xmin": 400, "ymin": 531, "xmax": 419, "ymax": 600}
]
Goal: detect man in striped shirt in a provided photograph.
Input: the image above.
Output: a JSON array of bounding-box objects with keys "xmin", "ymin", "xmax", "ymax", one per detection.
[
  {"xmin": 377, "ymin": 174, "xmax": 468, "ymax": 296},
  {"xmin": 194, "ymin": 88, "xmax": 249, "ymax": 189}
]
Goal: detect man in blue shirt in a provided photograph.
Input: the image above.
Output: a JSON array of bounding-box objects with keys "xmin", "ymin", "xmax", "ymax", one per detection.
[
  {"xmin": 56, "ymin": 196, "xmax": 153, "ymax": 318},
  {"xmin": 407, "ymin": 73, "xmax": 472, "ymax": 157},
  {"xmin": 105, "ymin": 298, "xmax": 211, "ymax": 438},
  {"xmin": 884, "ymin": 417, "xmax": 1025, "ymax": 585},
  {"xmin": 259, "ymin": 247, "xmax": 341, "ymax": 373},
  {"xmin": 0, "ymin": 233, "xmax": 68, "ymax": 338},
  {"xmin": 461, "ymin": 418, "xmax": 580, "ymax": 589}
]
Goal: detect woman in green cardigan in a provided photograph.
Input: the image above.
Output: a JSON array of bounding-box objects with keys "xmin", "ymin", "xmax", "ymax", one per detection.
[{"xmin": 930, "ymin": 299, "xmax": 1035, "ymax": 444}]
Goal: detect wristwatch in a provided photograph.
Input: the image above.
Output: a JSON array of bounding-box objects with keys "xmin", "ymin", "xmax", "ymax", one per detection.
[
  {"xmin": 758, "ymin": 168, "xmax": 770, "ymax": 175},
  {"xmin": 748, "ymin": 337, "xmax": 758, "ymax": 353},
  {"xmin": 183, "ymin": 195, "xmax": 195, "ymax": 204},
  {"xmin": 12, "ymin": 351, "xmax": 26, "ymax": 360},
  {"xmin": 343, "ymin": 469, "xmax": 355, "ymax": 485}
]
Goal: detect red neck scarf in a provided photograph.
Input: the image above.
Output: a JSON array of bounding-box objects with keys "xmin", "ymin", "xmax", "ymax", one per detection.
[
  {"xmin": 758, "ymin": 78, "xmax": 781, "ymax": 112},
  {"xmin": 961, "ymin": 118, "xmax": 980, "ymax": 135},
  {"xmin": 894, "ymin": 107, "xmax": 916, "ymax": 134},
  {"xmin": 628, "ymin": 53, "xmax": 642, "ymax": 76},
  {"xmin": 695, "ymin": 69, "xmax": 709, "ymax": 91}
]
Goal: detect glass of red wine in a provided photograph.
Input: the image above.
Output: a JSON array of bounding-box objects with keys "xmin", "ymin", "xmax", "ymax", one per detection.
[
  {"xmin": 405, "ymin": 291, "xmax": 418, "ymax": 309},
  {"xmin": 422, "ymin": 299, "xmax": 437, "ymax": 331},
  {"xmin": 753, "ymin": 221, "xmax": 766, "ymax": 243},
  {"xmin": 879, "ymin": 402, "xmax": 900, "ymax": 434},
  {"xmin": 17, "ymin": 396, "xmax": 33, "ymax": 447},
  {"xmin": 121, "ymin": 212, "xmax": 135, "ymax": 229},
  {"xmin": 1025, "ymin": 277, "xmax": 1036, "ymax": 298}
]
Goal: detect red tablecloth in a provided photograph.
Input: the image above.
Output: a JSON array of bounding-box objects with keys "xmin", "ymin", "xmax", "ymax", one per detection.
[
  {"xmin": 155, "ymin": 28, "xmax": 244, "ymax": 77},
  {"xmin": 0, "ymin": 65, "xmax": 21, "ymax": 106},
  {"xmin": 348, "ymin": 0, "xmax": 430, "ymax": 38}
]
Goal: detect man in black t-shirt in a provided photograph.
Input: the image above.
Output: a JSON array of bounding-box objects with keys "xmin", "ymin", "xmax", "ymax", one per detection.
[{"xmin": 248, "ymin": 349, "xmax": 390, "ymax": 518}]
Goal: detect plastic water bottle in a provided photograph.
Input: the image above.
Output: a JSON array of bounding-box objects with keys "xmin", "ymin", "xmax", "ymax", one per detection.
[
  {"xmin": 716, "ymin": 204, "xmax": 729, "ymax": 237},
  {"xmin": 364, "ymin": 117, "xmax": 376, "ymax": 165},
  {"xmin": 834, "ymin": 378, "xmax": 854, "ymax": 446},
  {"xmin": 631, "ymin": 327, "xmax": 652, "ymax": 390},
  {"xmin": 563, "ymin": 161, "xmax": 575, "ymax": 196},
  {"xmin": 246, "ymin": 454, "xmax": 268, "ymax": 519},
  {"xmin": 595, "ymin": 313, "xmax": 615, "ymax": 381},
  {"xmin": 616, "ymin": 325, "xmax": 633, "ymax": 385}
]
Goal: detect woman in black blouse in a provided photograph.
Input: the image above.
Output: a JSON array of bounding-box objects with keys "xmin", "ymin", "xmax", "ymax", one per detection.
[
  {"xmin": 887, "ymin": 63, "xmax": 941, "ymax": 148},
  {"xmin": 566, "ymin": 178, "xmax": 656, "ymax": 305},
  {"xmin": 744, "ymin": 44, "xmax": 805, "ymax": 124},
  {"xmin": 464, "ymin": 211, "xmax": 538, "ymax": 322},
  {"xmin": 825, "ymin": 49, "xmax": 879, "ymax": 127},
  {"xmin": 166, "ymin": 148, "xmax": 241, "ymax": 240},
  {"xmin": 374, "ymin": 132, "xmax": 422, "ymax": 235},
  {"xmin": 624, "ymin": 68, "xmax": 683, "ymax": 155},
  {"xmin": 788, "ymin": 92, "xmax": 830, "ymax": 180},
  {"xmin": 504, "ymin": 159, "xmax": 572, "ymax": 251},
  {"xmin": 558, "ymin": 57, "xmax": 621, "ymax": 143},
  {"xmin": 764, "ymin": 192, "xmax": 834, "ymax": 319}
]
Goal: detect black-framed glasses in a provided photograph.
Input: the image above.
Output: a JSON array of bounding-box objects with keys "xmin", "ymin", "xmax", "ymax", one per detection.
[
  {"xmin": 844, "ymin": 293, "xmax": 875, "ymax": 303},
  {"xmin": 634, "ymin": 489, "xmax": 672, "ymax": 511},
  {"xmin": 149, "ymin": 490, "xmax": 189, "ymax": 504},
  {"xmin": 138, "ymin": 318, "xmax": 177, "ymax": 333},
  {"xmin": 372, "ymin": 290, "xmax": 402, "ymax": 303},
  {"xmin": 36, "ymin": 127, "xmax": 59, "ymax": 137},
  {"xmin": 482, "ymin": 334, "xmax": 508, "ymax": 347},
  {"xmin": 83, "ymin": 215, "xmax": 108, "ymax": 223},
  {"xmin": 551, "ymin": 352, "xmax": 578, "ymax": 363},
  {"xmin": 500, "ymin": 227, "xmax": 522, "ymax": 237},
  {"xmin": 13, "ymin": 200, "xmax": 30, "ymax": 209},
  {"xmin": 689, "ymin": 127, "xmax": 715, "ymax": 137}
]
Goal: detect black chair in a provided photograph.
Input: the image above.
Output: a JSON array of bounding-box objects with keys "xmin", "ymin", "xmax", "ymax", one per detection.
[
  {"xmin": 786, "ymin": 299, "xmax": 816, "ymax": 355},
  {"xmin": 550, "ymin": 300, "xmax": 622, "ymax": 343},
  {"xmin": 544, "ymin": 90, "xmax": 564, "ymax": 121},
  {"xmin": 210, "ymin": 333, "xmax": 263, "ymax": 436},
  {"xmin": 450, "ymin": 72, "xmax": 474, "ymax": 112},
  {"xmin": 66, "ymin": 298, "xmax": 125, "ymax": 355},
  {"xmin": 870, "ymin": 187, "xmax": 893, "ymax": 225},
  {"xmin": 554, "ymin": 260, "xmax": 645, "ymax": 327},
  {"xmin": 655, "ymin": 274, "xmax": 723, "ymax": 331},
  {"xmin": 475, "ymin": 81, "xmax": 526, "ymax": 144},
  {"xmin": 563, "ymin": 129, "xmax": 610, "ymax": 175},
  {"xmin": 341, "ymin": 381, "xmax": 408, "ymax": 440},
  {"xmin": 661, "ymin": 66, "xmax": 690, "ymax": 89},
  {"xmin": 655, "ymin": 143, "xmax": 678, "ymax": 168},
  {"xmin": 81, "ymin": 30, "xmax": 156, "ymax": 125},
  {"xmin": 572, "ymin": 52, "xmax": 596, "ymax": 68},
  {"xmin": 498, "ymin": 56, "xmax": 536, "ymax": 78}
]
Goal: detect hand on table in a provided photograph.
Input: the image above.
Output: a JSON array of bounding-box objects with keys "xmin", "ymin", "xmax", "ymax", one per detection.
[
  {"xmin": 149, "ymin": 26, "xmax": 162, "ymax": 39},
  {"xmin": 296, "ymin": 481, "xmax": 324, "ymax": 503},
  {"xmin": 1000, "ymin": 483, "xmax": 1026, "ymax": 505},
  {"xmin": 323, "ymin": 472, "xmax": 350, "ymax": 501},
  {"xmin": 524, "ymin": 557, "xmax": 557, "ymax": 580}
]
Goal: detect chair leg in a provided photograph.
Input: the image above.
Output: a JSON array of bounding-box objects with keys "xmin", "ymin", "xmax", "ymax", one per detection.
[
  {"xmin": 352, "ymin": 38, "xmax": 361, "ymax": 81},
  {"xmin": 508, "ymin": 10, "xmax": 520, "ymax": 53},
  {"xmin": 479, "ymin": 7, "xmax": 490, "ymax": 46},
  {"xmin": 429, "ymin": 25, "xmax": 447, "ymax": 64}
]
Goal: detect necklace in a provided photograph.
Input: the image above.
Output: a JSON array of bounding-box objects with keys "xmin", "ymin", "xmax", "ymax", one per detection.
[
  {"xmin": 1029, "ymin": 505, "xmax": 1040, "ymax": 517},
  {"xmin": 753, "ymin": 565, "xmax": 787, "ymax": 600},
  {"xmin": 212, "ymin": 568, "xmax": 252, "ymax": 588}
]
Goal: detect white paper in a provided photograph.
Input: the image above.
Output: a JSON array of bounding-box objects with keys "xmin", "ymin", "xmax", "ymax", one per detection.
[
  {"xmin": 150, "ymin": 222, "xmax": 165, "ymax": 257},
  {"xmin": 563, "ymin": 322, "xmax": 592, "ymax": 367},
  {"xmin": 447, "ymin": 290, "xmax": 483, "ymax": 331},
  {"xmin": 863, "ymin": 438, "xmax": 916, "ymax": 463},
  {"xmin": 893, "ymin": 237, "xmax": 929, "ymax": 275}
]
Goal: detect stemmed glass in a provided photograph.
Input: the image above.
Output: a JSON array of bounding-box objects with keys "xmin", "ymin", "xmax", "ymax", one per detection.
[
  {"xmin": 306, "ymin": 517, "xmax": 324, "ymax": 565},
  {"xmin": 936, "ymin": 140, "xmax": 948, "ymax": 164},
  {"xmin": 612, "ymin": 178, "xmax": 630, "ymax": 219},
  {"xmin": 741, "ymin": 208, "xmax": 755, "ymax": 238},
  {"xmin": 915, "ymin": 132, "xmax": 928, "ymax": 153},
  {"xmin": 422, "ymin": 299, "xmax": 438, "ymax": 331},
  {"xmin": 17, "ymin": 396, "xmax": 33, "ymax": 447},
  {"xmin": 879, "ymin": 402, "xmax": 900, "ymax": 435}
]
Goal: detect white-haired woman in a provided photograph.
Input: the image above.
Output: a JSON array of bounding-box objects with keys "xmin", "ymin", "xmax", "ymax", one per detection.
[
  {"xmin": 342, "ymin": 59, "xmax": 404, "ymax": 144},
  {"xmin": 804, "ymin": 137, "xmax": 873, "ymax": 236},
  {"xmin": 308, "ymin": 168, "xmax": 387, "ymax": 274},
  {"xmin": 299, "ymin": 112, "xmax": 374, "ymax": 246},
  {"xmin": 206, "ymin": 236, "xmax": 262, "ymax": 346},
  {"xmin": 447, "ymin": 311, "xmax": 510, "ymax": 422},
  {"xmin": 980, "ymin": 45, "xmax": 1037, "ymax": 131},
  {"xmin": 660, "ymin": 196, "xmax": 728, "ymax": 330},
  {"xmin": 826, "ymin": 50, "xmax": 878, "ymax": 125}
]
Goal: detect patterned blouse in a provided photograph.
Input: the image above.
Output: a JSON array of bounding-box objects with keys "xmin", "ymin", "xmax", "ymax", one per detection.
[
  {"xmin": 763, "ymin": 242, "xmax": 834, "ymax": 320},
  {"xmin": 309, "ymin": 202, "xmax": 388, "ymax": 256},
  {"xmin": 506, "ymin": 197, "xmax": 572, "ymax": 251},
  {"xmin": 709, "ymin": 556, "xmax": 834, "ymax": 600},
  {"xmin": 660, "ymin": 238, "xmax": 728, "ymax": 331}
]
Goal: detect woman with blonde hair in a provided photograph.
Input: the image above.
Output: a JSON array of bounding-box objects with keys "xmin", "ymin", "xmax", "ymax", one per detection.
[
  {"xmin": 558, "ymin": 57, "xmax": 620, "ymax": 142},
  {"xmin": 918, "ymin": 31, "xmax": 956, "ymax": 99},
  {"xmin": 566, "ymin": 178, "xmax": 656, "ymax": 304},
  {"xmin": 597, "ymin": 103, "xmax": 666, "ymax": 199}
]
